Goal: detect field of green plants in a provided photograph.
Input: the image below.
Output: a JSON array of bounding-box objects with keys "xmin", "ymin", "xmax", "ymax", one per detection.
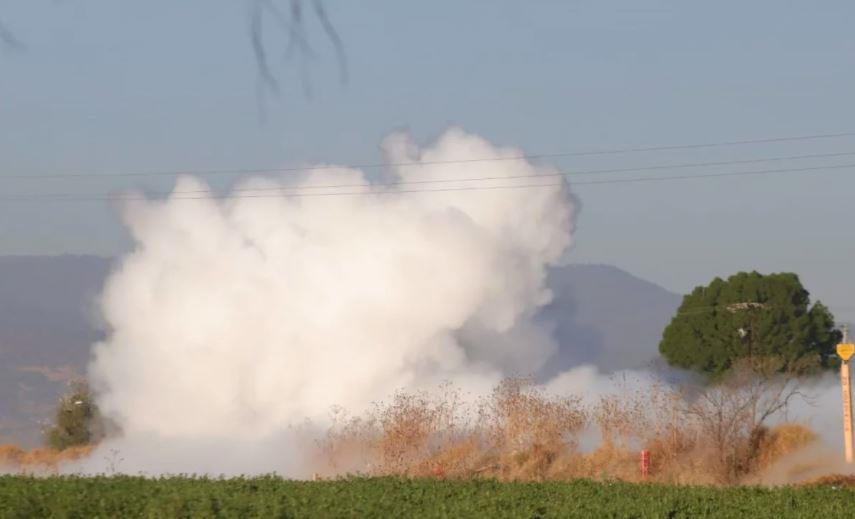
[{"xmin": 0, "ymin": 476, "xmax": 852, "ymax": 518}]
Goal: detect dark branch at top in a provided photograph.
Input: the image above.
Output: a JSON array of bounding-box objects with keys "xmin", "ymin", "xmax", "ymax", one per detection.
[{"xmin": 248, "ymin": 0, "xmax": 347, "ymax": 100}]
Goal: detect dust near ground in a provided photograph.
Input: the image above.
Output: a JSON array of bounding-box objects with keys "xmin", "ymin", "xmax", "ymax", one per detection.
[
  {"xmin": 742, "ymin": 442, "xmax": 855, "ymax": 487},
  {"xmin": 0, "ymin": 444, "xmax": 93, "ymax": 474},
  {"xmin": 2, "ymin": 376, "xmax": 851, "ymax": 486},
  {"xmin": 290, "ymin": 377, "xmax": 854, "ymax": 486},
  {"xmin": 806, "ymin": 474, "xmax": 855, "ymax": 487}
]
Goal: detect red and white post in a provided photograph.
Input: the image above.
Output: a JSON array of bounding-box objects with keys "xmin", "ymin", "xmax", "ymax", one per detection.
[{"xmin": 640, "ymin": 450, "xmax": 650, "ymax": 480}]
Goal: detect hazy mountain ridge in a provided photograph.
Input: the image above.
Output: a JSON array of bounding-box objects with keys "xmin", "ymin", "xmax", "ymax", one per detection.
[
  {"xmin": 541, "ymin": 263, "xmax": 682, "ymax": 374},
  {"xmin": 0, "ymin": 256, "xmax": 680, "ymax": 447}
]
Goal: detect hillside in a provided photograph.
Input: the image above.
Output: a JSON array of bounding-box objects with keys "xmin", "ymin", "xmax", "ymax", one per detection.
[{"xmin": 539, "ymin": 263, "xmax": 681, "ymax": 375}]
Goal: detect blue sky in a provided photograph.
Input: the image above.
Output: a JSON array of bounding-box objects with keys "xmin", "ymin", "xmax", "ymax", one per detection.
[{"xmin": 1, "ymin": 0, "xmax": 854, "ymax": 323}]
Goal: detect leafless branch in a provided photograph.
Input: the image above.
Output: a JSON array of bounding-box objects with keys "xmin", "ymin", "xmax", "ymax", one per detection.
[
  {"xmin": 248, "ymin": 0, "xmax": 347, "ymax": 103},
  {"xmin": 249, "ymin": 0, "xmax": 280, "ymax": 94},
  {"xmin": 312, "ymin": 0, "xmax": 347, "ymax": 84}
]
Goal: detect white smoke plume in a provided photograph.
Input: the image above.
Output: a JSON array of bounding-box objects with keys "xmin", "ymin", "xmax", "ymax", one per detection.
[{"xmin": 77, "ymin": 128, "xmax": 579, "ymax": 475}]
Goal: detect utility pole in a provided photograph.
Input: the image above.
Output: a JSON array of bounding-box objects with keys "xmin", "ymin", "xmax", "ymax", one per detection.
[{"xmin": 837, "ymin": 324, "xmax": 854, "ymax": 464}]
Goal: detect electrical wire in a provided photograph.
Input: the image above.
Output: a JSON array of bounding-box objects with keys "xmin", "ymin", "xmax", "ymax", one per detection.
[
  {"xmin": 3, "ymin": 131, "xmax": 855, "ymax": 180},
  {"xmin": 1, "ymin": 162, "xmax": 853, "ymax": 203}
]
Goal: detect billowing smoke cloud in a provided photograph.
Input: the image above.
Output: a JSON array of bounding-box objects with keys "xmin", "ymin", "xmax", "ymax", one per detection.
[{"xmin": 78, "ymin": 128, "xmax": 578, "ymax": 475}]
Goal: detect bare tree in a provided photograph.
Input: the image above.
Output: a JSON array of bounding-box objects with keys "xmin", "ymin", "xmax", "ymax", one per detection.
[
  {"xmin": 1, "ymin": 2, "xmax": 346, "ymax": 98},
  {"xmin": 248, "ymin": 0, "xmax": 347, "ymax": 101},
  {"xmin": 683, "ymin": 356, "xmax": 809, "ymax": 482}
]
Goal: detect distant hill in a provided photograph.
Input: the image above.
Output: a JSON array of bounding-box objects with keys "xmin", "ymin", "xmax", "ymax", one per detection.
[
  {"xmin": 538, "ymin": 264, "xmax": 681, "ymax": 376},
  {"xmin": 0, "ymin": 256, "xmax": 680, "ymax": 447}
]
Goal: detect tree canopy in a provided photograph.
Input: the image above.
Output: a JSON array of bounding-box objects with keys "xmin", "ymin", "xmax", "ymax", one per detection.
[{"xmin": 659, "ymin": 271, "xmax": 840, "ymax": 375}]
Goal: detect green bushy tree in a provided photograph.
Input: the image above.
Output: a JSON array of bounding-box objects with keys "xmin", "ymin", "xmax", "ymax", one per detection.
[{"xmin": 659, "ymin": 271, "xmax": 840, "ymax": 375}]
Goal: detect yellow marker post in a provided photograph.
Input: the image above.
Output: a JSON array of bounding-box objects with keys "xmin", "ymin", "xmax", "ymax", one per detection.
[{"xmin": 838, "ymin": 340, "xmax": 855, "ymax": 464}]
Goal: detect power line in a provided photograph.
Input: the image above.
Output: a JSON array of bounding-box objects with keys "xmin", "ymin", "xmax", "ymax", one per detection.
[
  {"xmin": 3, "ymin": 131, "xmax": 855, "ymax": 180},
  {"xmin": 8, "ymin": 149, "xmax": 850, "ymax": 199},
  {"xmin": 572, "ymin": 162, "xmax": 855, "ymax": 187},
  {"xmin": 2, "ymin": 162, "xmax": 853, "ymax": 203},
  {"xmin": 166, "ymin": 150, "xmax": 855, "ymax": 195}
]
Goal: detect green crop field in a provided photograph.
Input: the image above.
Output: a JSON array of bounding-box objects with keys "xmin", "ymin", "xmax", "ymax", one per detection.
[{"xmin": 0, "ymin": 476, "xmax": 851, "ymax": 518}]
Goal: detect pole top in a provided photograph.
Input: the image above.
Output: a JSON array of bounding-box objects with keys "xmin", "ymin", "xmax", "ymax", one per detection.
[{"xmin": 839, "ymin": 325, "xmax": 855, "ymax": 362}]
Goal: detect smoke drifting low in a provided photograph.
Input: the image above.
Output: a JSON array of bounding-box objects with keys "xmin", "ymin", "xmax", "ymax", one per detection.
[{"xmin": 80, "ymin": 129, "xmax": 580, "ymax": 475}]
